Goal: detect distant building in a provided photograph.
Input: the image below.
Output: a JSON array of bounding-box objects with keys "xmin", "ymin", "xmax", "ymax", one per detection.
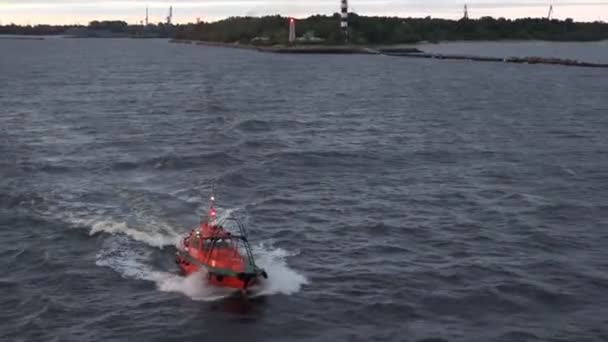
[{"xmin": 296, "ymin": 31, "xmax": 325, "ymax": 44}]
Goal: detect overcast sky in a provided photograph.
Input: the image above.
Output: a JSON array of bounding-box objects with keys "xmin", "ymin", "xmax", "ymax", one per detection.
[{"xmin": 0, "ymin": 1, "xmax": 606, "ymax": 25}]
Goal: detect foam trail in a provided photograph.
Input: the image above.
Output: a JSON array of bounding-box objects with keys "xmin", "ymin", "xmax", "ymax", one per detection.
[
  {"xmin": 87, "ymin": 207, "xmax": 308, "ymax": 300},
  {"xmin": 96, "ymin": 237, "xmax": 309, "ymax": 301},
  {"xmin": 96, "ymin": 236, "xmax": 231, "ymax": 301},
  {"xmin": 65, "ymin": 214, "xmax": 182, "ymax": 249},
  {"xmin": 89, "ymin": 220, "xmax": 180, "ymax": 248}
]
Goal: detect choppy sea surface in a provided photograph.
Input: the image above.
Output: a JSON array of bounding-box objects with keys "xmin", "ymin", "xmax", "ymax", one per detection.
[{"xmin": 1, "ymin": 38, "xmax": 607, "ymax": 342}]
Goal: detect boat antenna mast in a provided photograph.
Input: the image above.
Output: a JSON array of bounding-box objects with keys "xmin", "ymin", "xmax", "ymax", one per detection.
[{"xmin": 208, "ymin": 187, "xmax": 217, "ymax": 226}]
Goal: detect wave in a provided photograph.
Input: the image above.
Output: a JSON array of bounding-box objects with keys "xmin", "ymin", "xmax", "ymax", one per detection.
[
  {"xmin": 95, "ymin": 237, "xmax": 231, "ymax": 301},
  {"xmin": 111, "ymin": 152, "xmax": 242, "ymax": 171},
  {"xmin": 233, "ymin": 118, "xmax": 315, "ymax": 133},
  {"xmin": 216, "ymin": 170, "xmax": 256, "ymax": 188},
  {"xmin": 10, "ymin": 151, "xmax": 242, "ymax": 175},
  {"xmin": 262, "ymin": 150, "xmax": 388, "ymax": 169},
  {"xmin": 236, "ymin": 138, "xmax": 288, "ymax": 150},
  {"xmin": 233, "ymin": 119, "xmax": 273, "ymax": 132},
  {"xmin": 0, "ymin": 191, "xmax": 47, "ymax": 209},
  {"xmin": 16, "ymin": 161, "xmax": 72, "ymax": 174}
]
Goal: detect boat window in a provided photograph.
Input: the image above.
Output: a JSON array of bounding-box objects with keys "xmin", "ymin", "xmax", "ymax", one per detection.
[{"xmin": 214, "ymin": 238, "xmax": 232, "ymax": 248}]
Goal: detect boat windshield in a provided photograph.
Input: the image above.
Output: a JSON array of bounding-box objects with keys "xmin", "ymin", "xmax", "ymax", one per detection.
[
  {"xmin": 196, "ymin": 238, "xmax": 234, "ymax": 250},
  {"xmin": 217, "ymin": 238, "xmax": 232, "ymax": 248}
]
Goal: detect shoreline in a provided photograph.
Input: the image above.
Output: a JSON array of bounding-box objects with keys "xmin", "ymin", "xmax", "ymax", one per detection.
[
  {"xmin": 170, "ymin": 39, "xmax": 608, "ymax": 68},
  {"xmin": 0, "ymin": 36, "xmax": 45, "ymax": 40},
  {"xmin": 170, "ymin": 39, "xmax": 421, "ymax": 54}
]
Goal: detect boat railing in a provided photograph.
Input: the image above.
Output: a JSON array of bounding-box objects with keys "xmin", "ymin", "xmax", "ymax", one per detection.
[
  {"xmin": 217, "ymin": 216, "xmax": 249, "ymax": 239},
  {"xmin": 217, "ymin": 217, "xmax": 257, "ymax": 269},
  {"xmin": 200, "ymin": 233, "xmax": 258, "ymax": 272}
]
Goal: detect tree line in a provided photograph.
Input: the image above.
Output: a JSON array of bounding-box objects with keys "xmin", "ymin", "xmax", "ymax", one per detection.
[
  {"xmin": 0, "ymin": 21, "xmax": 173, "ymax": 37},
  {"xmin": 2, "ymin": 15, "xmax": 608, "ymax": 44},
  {"xmin": 175, "ymin": 14, "xmax": 608, "ymax": 44}
]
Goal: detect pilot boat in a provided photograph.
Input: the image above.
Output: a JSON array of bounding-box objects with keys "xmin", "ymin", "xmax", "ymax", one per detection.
[{"xmin": 175, "ymin": 195, "xmax": 268, "ymax": 292}]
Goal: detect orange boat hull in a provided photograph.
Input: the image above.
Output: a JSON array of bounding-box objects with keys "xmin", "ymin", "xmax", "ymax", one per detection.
[{"xmin": 175, "ymin": 254, "xmax": 259, "ymax": 290}]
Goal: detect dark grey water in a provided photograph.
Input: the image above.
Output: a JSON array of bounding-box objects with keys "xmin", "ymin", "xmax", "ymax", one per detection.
[{"xmin": 1, "ymin": 38, "xmax": 607, "ymax": 342}]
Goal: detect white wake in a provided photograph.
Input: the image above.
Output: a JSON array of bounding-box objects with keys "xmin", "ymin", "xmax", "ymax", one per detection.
[{"xmin": 84, "ymin": 210, "xmax": 308, "ymax": 301}]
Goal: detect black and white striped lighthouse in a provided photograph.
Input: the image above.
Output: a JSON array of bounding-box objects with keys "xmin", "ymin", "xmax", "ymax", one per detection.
[{"xmin": 340, "ymin": 0, "xmax": 349, "ymax": 43}]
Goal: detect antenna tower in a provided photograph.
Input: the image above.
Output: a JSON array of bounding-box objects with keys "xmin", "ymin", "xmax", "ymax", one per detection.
[{"xmin": 167, "ymin": 6, "xmax": 173, "ymax": 25}]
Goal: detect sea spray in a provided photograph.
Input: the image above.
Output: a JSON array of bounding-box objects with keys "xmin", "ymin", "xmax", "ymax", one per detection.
[{"xmin": 252, "ymin": 243, "xmax": 309, "ymax": 296}]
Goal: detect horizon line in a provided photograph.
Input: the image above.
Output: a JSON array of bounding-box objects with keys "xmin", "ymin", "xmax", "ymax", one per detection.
[{"xmin": 1, "ymin": 12, "xmax": 607, "ymax": 26}]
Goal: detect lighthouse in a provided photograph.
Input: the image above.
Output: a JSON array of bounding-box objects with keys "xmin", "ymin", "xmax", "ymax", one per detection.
[
  {"xmin": 341, "ymin": 0, "xmax": 349, "ymax": 43},
  {"xmin": 289, "ymin": 17, "xmax": 296, "ymax": 43}
]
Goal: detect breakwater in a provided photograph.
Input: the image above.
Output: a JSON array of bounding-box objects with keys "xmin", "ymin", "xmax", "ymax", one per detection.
[
  {"xmin": 172, "ymin": 39, "xmax": 363, "ymax": 53},
  {"xmin": 170, "ymin": 39, "xmax": 421, "ymax": 55},
  {"xmin": 171, "ymin": 39, "xmax": 259, "ymax": 51},
  {"xmin": 384, "ymin": 52, "xmax": 608, "ymax": 68},
  {"xmin": 170, "ymin": 39, "xmax": 608, "ymax": 68}
]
